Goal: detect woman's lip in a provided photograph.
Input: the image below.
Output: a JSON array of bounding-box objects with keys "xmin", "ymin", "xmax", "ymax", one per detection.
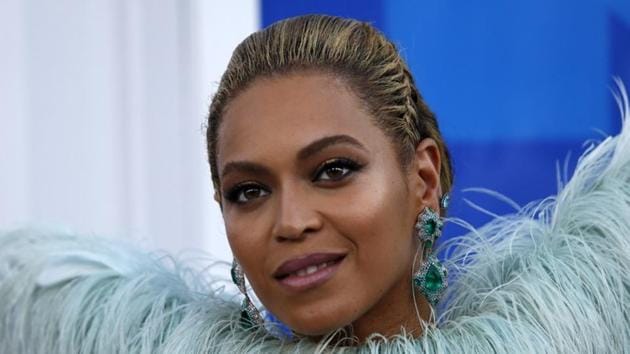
[
  {"xmin": 276, "ymin": 256, "xmax": 345, "ymax": 292},
  {"xmin": 273, "ymin": 253, "xmax": 346, "ymax": 279}
]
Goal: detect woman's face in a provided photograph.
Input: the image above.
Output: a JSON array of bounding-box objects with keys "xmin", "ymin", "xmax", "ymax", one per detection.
[{"xmin": 216, "ymin": 72, "xmax": 439, "ymax": 337}]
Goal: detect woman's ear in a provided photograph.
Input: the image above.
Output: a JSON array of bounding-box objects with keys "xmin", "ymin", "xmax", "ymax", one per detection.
[
  {"xmin": 408, "ymin": 138, "xmax": 442, "ymax": 212},
  {"xmin": 214, "ymin": 191, "xmax": 223, "ymax": 211}
]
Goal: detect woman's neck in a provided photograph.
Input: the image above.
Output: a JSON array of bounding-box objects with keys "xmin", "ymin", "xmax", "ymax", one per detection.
[{"xmin": 350, "ymin": 277, "xmax": 433, "ymax": 342}]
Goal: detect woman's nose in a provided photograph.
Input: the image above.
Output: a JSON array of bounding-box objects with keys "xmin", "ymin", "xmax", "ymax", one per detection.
[{"xmin": 272, "ymin": 188, "xmax": 322, "ymax": 242}]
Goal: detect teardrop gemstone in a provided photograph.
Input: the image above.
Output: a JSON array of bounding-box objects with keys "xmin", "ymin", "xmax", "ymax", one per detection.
[{"xmin": 424, "ymin": 264, "xmax": 444, "ymax": 293}]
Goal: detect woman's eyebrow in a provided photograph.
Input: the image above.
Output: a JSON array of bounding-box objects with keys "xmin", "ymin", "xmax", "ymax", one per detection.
[
  {"xmin": 221, "ymin": 161, "xmax": 270, "ymax": 180},
  {"xmin": 297, "ymin": 134, "xmax": 368, "ymax": 161},
  {"xmin": 220, "ymin": 135, "xmax": 366, "ymax": 180}
]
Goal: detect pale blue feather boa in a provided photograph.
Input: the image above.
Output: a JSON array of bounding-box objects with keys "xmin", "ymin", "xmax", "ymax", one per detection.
[{"xmin": 2, "ymin": 86, "xmax": 630, "ymax": 353}]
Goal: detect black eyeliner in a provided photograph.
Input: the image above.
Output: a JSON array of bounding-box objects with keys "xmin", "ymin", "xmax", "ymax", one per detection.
[
  {"xmin": 224, "ymin": 182, "xmax": 265, "ymax": 203},
  {"xmin": 312, "ymin": 157, "xmax": 363, "ymax": 182}
]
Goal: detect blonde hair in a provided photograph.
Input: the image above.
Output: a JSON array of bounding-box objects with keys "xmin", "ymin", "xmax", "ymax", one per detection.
[{"xmin": 207, "ymin": 15, "xmax": 453, "ymax": 200}]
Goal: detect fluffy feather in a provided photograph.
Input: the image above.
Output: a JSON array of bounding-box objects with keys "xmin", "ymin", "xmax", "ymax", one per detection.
[{"xmin": 1, "ymin": 82, "xmax": 629, "ymax": 353}]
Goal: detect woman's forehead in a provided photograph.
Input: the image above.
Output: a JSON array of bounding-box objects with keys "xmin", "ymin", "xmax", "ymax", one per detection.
[{"xmin": 216, "ymin": 73, "xmax": 386, "ymax": 167}]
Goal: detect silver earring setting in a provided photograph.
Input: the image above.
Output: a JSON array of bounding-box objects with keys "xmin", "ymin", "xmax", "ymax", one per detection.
[{"xmin": 230, "ymin": 259, "xmax": 264, "ymax": 328}]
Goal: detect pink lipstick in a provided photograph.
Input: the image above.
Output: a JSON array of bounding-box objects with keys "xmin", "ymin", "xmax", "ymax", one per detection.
[{"xmin": 273, "ymin": 253, "xmax": 345, "ymax": 292}]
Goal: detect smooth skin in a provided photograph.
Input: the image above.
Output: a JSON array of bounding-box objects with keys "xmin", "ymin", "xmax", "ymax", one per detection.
[{"xmin": 216, "ymin": 72, "xmax": 442, "ymax": 341}]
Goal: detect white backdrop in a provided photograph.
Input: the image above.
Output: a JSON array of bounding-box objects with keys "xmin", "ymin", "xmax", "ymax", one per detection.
[{"xmin": 0, "ymin": 0, "xmax": 258, "ymax": 262}]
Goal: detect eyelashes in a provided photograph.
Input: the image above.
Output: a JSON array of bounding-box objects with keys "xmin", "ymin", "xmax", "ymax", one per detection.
[
  {"xmin": 223, "ymin": 158, "xmax": 364, "ymax": 205},
  {"xmin": 311, "ymin": 158, "xmax": 362, "ymax": 182},
  {"xmin": 224, "ymin": 182, "xmax": 270, "ymax": 204}
]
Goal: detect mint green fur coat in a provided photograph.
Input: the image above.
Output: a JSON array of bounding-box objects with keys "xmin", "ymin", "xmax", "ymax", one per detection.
[{"xmin": 2, "ymin": 90, "xmax": 630, "ymax": 353}]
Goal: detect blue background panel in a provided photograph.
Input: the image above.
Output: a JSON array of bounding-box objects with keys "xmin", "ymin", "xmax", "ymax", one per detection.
[
  {"xmin": 385, "ymin": 0, "xmax": 612, "ymax": 142},
  {"xmin": 446, "ymin": 140, "xmax": 580, "ymax": 229}
]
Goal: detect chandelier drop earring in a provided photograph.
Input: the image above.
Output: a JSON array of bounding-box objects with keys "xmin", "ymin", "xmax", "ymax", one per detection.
[
  {"xmin": 413, "ymin": 204, "xmax": 448, "ymax": 306},
  {"xmin": 231, "ymin": 259, "xmax": 295, "ymax": 340},
  {"xmin": 230, "ymin": 259, "xmax": 264, "ymax": 328}
]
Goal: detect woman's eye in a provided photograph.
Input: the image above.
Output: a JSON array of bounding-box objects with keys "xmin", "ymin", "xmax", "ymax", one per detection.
[
  {"xmin": 226, "ymin": 184, "xmax": 269, "ymax": 204},
  {"xmin": 319, "ymin": 165, "xmax": 349, "ymax": 181},
  {"xmin": 314, "ymin": 159, "xmax": 361, "ymax": 182}
]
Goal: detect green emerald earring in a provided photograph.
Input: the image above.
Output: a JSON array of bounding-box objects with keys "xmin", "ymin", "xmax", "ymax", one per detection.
[
  {"xmin": 231, "ymin": 259, "xmax": 264, "ymax": 328},
  {"xmin": 413, "ymin": 206, "xmax": 448, "ymax": 306}
]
